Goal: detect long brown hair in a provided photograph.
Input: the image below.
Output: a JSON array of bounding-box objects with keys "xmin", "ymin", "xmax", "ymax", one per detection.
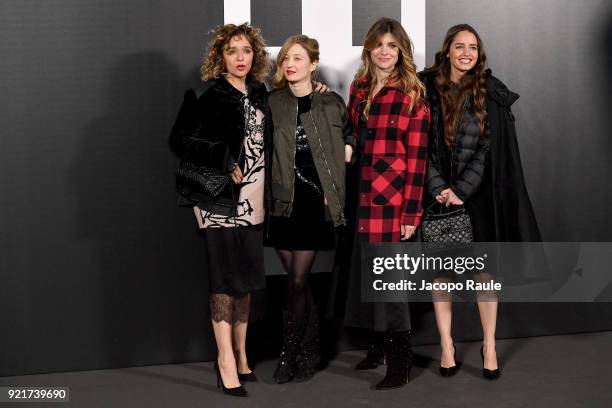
[
  {"xmin": 272, "ymin": 35, "xmax": 320, "ymax": 89},
  {"xmin": 354, "ymin": 17, "xmax": 425, "ymax": 116},
  {"xmin": 424, "ymin": 24, "xmax": 488, "ymax": 147},
  {"xmin": 201, "ymin": 23, "xmax": 271, "ymax": 82}
]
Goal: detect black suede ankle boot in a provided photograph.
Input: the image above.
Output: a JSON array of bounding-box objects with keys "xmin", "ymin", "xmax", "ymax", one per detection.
[
  {"xmin": 375, "ymin": 330, "xmax": 412, "ymax": 390},
  {"xmin": 355, "ymin": 331, "xmax": 385, "ymax": 370}
]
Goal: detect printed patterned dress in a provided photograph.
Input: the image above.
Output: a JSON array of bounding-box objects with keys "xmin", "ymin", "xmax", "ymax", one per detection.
[
  {"xmin": 197, "ymin": 93, "xmax": 267, "ymax": 297},
  {"xmin": 198, "ymin": 95, "xmax": 265, "ymax": 228}
]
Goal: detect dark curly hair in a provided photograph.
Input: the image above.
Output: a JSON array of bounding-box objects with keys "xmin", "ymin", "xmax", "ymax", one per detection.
[
  {"xmin": 201, "ymin": 23, "xmax": 271, "ymax": 82},
  {"xmin": 423, "ymin": 24, "xmax": 488, "ymax": 147}
]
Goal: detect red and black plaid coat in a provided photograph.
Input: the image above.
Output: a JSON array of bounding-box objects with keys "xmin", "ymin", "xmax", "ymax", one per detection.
[{"xmin": 347, "ymin": 78, "xmax": 430, "ymax": 243}]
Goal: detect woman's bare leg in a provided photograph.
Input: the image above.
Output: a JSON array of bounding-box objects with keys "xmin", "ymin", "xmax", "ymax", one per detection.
[
  {"xmin": 232, "ymin": 293, "xmax": 251, "ymax": 374},
  {"xmin": 210, "ymin": 294, "xmax": 241, "ymax": 388},
  {"xmin": 433, "ymin": 276, "xmax": 455, "ymax": 368},
  {"xmin": 475, "ymin": 272, "xmax": 499, "ymax": 370}
]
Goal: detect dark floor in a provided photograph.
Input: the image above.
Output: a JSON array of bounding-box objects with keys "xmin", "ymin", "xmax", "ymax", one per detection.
[{"xmin": 1, "ymin": 331, "xmax": 611, "ymax": 408}]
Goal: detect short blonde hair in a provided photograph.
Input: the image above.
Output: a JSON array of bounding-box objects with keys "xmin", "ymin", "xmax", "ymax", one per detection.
[{"xmin": 201, "ymin": 23, "xmax": 271, "ymax": 82}]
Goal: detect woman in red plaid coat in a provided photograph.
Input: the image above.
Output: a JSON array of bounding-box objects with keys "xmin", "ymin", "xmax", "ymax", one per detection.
[{"xmin": 341, "ymin": 18, "xmax": 429, "ymax": 390}]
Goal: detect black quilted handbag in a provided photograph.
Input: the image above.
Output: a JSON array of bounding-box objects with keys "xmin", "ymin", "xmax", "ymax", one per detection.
[
  {"xmin": 421, "ymin": 202, "xmax": 473, "ymax": 248},
  {"xmin": 176, "ymin": 161, "xmax": 230, "ymax": 198}
]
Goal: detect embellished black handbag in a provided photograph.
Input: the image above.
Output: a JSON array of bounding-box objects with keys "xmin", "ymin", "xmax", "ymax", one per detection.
[
  {"xmin": 422, "ymin": 110, "xmax": 473, "ymax": 248},
  {"xmin": 421, "ymin": 202, "xmax": 473, "ymax": 249},
  {"xmin": 176, "ymin": 160, "xmax": 230, "ymax": 198}
]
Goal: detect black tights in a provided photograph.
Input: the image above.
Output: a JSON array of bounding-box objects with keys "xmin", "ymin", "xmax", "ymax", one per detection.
[{"xmin": 277, "ymin": 249, "xmax": 317, "ymax": 320}]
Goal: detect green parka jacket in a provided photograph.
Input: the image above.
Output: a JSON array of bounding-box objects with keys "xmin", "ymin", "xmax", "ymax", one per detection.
[{"xmin": 268, "ymin": 87, "xmax": 355, "ymax": 227}]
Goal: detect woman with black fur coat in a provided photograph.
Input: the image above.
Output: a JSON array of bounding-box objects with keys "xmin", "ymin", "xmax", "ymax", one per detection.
[{"xmin": 169, "ymin": 23, "xmax": 272, "ymax": 397}]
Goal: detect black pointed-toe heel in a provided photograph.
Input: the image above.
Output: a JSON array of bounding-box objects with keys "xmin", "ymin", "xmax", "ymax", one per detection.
[
  {"xmin": 214, "ymin": 362, "xmax": 248, "ymax": 397},
  {"xmin": 439, "ymin": 344, "xmax": 459, "ymax": 377},
  {"xmin": 480, "ymin": 345, "xmax": 501, "ymax": 380},
  {"xmin": 238, "ymin": 370, "xmax": 259, "ymax": 382}
]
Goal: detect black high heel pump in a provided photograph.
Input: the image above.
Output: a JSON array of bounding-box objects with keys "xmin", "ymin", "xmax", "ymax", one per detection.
[
  {"xmin": 238, "ymin": 370, "xmax": 259, "ymax": 382},
  {"xmin": 214, "ymin": 362, "xmax": 248, "ymax": 397},
  {"xmin": 480, "ymin": 345, "xmax": 501, "ymax": 380},
  {"xmin": 439, "ymin": 344, "xmax": 459, "ymax": 377}
]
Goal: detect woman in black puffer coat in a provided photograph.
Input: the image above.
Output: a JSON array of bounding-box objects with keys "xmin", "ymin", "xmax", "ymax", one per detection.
[{"xmin": 420, "ymin": 24, "xmax": 542, "ymax": 381}]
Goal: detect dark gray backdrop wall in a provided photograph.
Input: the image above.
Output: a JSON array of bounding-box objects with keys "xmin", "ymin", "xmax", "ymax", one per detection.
[
  {"xmin": 1, "ymin": 0, "xmax": 611, "ymax": 377},
  {"xmin": 0, "ymin": 0, "xmax": 225, "ymax": 376},
  {"xmin": 426, "ymin": 0, "xmax": 612, "ymax": 242}
]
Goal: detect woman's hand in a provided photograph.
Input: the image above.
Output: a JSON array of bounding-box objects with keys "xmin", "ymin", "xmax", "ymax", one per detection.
[
  {"xmin": 401, "ymin": 225, "xmax": 416, "ymax": 240},
  {"xmin": 345, "ymin": 145, "xmax": 353, "ymax": 163},
  {"xmin": 231, "ymin": 164, "xmax": 244, "ymax": 184},
  {"xmin": 193, "ymin": 206, "xmax": 204, "ymax": 229},
  {"xmin": 313, "ymin": 81, "xmax": 329, "ymax": 93},
  {"xmin": 438, "ymin": 188, "xmax": 464, "ymax": 206}
]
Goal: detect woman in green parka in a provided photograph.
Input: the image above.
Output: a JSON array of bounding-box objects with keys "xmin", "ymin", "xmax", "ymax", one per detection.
[{"xmin": 265, "ymin": 34, "xmax": 355, "ymax": 384}]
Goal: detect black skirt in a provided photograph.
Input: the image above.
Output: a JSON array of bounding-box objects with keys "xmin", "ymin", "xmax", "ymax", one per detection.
[
  {"xmin": 341, "ymin": 233, "xmax": 413, "ymax": 332},
  {"xmin": 327, "ymin": 128, "xmax": 411, "ymax": 332},
  {"xmin": 266, "ymin": 175, "xmax": 336, "ymax": 251},
  {"xmin": 200, "ymin": 224, "xmax": 266, "ymax": 294}
]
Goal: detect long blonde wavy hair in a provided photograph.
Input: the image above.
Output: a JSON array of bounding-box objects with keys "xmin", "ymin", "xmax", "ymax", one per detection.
[
  {"xmin": 354, "ymin": 17, "xmax": 425, "ymax": 116},
  {"xmin": 201, "ymin": 23, "xmax": 271, "ymax": 82}
]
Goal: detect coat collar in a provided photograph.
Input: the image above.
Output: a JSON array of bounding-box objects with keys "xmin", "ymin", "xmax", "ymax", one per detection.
[
  {"xmin": 278, "ymin": 84, "xmax": 325, "ymax": 107},
  {"xmin": 354, "ymin": 75, "xmax": 404, "ymax": 98},
  {"xmin": 214, "ymin": 74, "xmax": 268, "ymax": 109},
  {"xmin": 484, "ymin": 69, "xmax": 519, "ymax": 107},
  {"xmin": 215, "ymin": 74, "xmax": 262, "ymax": 94},
  {"xmin": 281, "ymin": 83, "xmax": 317, "ymax": 98},
  {"xmin": 420, "ymin": 68, "xmax": 519, "ymax": 107}
]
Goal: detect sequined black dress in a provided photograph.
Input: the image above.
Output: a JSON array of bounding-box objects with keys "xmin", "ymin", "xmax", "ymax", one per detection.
[{"xmin": 267, "ymin": 94, "xmax": 336, "ymax": 250}]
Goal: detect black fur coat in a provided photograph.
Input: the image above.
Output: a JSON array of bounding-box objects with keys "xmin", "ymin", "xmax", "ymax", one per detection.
[{"xmin": 169, "ymin": 75, "xmax": 272, "ymax": 210}]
